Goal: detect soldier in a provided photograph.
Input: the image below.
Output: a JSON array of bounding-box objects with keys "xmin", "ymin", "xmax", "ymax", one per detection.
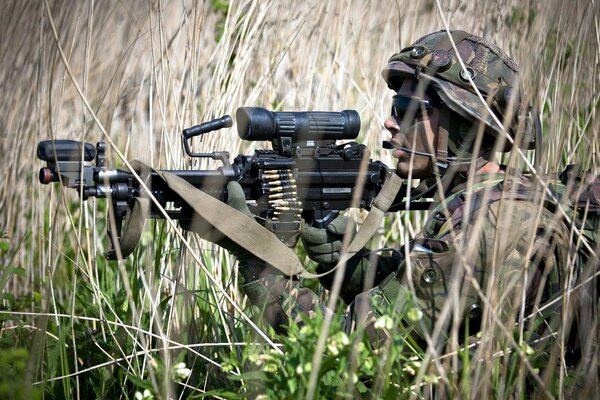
[
  {"xmin": 221, "ymin": 30, "xmax": 578, "ymax": 361},
  {"xmin": 308, "ymin": 30, "xmax": 572, "ymax": 348}
]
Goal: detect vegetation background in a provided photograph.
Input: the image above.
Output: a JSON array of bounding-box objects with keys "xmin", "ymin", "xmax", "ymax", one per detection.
[{"xmin": 0, "ymin": 0, "xmax": 598, "ymax": 398}]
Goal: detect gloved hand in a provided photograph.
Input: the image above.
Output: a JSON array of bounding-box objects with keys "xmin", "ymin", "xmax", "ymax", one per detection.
[
  {"xmin": 219, "ymin": 180, "xmax": 301, "ymax": 256},
  {"xmin": 302, "ymin": 214, "xmax": 401, "ymax": 304},
  {"xmin": 302, "ymin": 214, "xmax": 369, "ymax": 303},
  {"xmin": 301, "ymin": 214, "xmax": 357, "ymax": 266}
]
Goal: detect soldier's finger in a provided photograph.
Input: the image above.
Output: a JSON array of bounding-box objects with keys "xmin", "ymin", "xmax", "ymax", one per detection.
[
  {"xmin": 302, "ymin": 225, "xmax": 330, "ymax": 244},
  {"xmin": 306, "ymin": 241, "xmax": 342, "ymax": 255},
  {"xmin": 226, "ymin": 181, "xmax": 252, "ymax": 217},
  {"xmin": 326, "ymin": 215, "xmax": 356, "ymax": 236}
]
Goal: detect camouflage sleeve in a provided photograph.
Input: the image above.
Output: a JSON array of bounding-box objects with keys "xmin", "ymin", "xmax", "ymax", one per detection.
[
  {"xmin": 238, "ymin": 250, "xmax": 403, "ymax": 333},
  {"xmin": 315, "ymin": 250, "xmax": 403, "ymax": 304},
  {"xmin": 353, "ymin": 199, "xmax": 570, "ymax": 345}
]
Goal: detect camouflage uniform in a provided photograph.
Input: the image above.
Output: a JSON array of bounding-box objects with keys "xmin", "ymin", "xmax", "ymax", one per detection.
[
  {"xmin": 344, "ymin": 176, "xmax": 571, "ymax": 347},
  {"xmin": 238, "ymin": 261, "xmax": 326, "ymax": 335}
]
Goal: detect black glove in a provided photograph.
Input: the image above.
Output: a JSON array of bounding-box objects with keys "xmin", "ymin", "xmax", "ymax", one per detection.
[
  {"xmin": 301, "ymin": 214, "xmax": 357, "ymax": 265},
  {"xmin": 302, "ymin": 214, "xmax": 401, "ymax": 304}
]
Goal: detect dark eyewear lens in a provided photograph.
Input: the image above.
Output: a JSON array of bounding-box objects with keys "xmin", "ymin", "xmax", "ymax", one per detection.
[{"xmin": 391, "ymin": 95, "xmax": 433, "ymax": 120}]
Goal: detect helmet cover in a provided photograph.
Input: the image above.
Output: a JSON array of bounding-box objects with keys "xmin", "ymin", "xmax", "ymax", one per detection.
[{"xmin": 382, "ymin": 30, "xmax": 534, "ymax": 150}]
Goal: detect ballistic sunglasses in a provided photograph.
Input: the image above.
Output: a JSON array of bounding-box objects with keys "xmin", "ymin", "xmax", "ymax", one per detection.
[{"xmin": 391, "ymin": 95, "xmax": 439, "ymax": 122}]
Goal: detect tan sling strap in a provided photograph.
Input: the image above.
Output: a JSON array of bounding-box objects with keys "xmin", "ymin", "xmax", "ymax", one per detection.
[
  {"xmin": 160, "ymin": 170, "xmax": 401, "ymax": 279},
  {"xmin": 105, "ymin": 160, "xmax": 152, "ymax": 260},
  {"xmin": 109, "ymin": 161, "xmax": 403, "ymax": 279},
  {"xmin": 157, "ymin": 170, "xmax": 307, "ymax": 277},
  {"xmin": 105, "ymin": 196, "xmax": 150, "ymax": 260}
]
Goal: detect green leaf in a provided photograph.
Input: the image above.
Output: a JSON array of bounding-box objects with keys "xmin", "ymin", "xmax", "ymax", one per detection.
[
  {"xmin": 356, "ymin": 380, "xmax": 369, "ymax": 394},
  {"xmin": 0, "ymin": 292, "xmax": 15, "ymax": 303},
  {"xmin": 0, "ymin": 240, "xmax": 9, "ymax": 252},
  {"xmin": 211, "ymin": 0, "xmax": 229, "ymax": 13},
  {"xmin": 321, "ymin": 370, "xmax": 341, "ymax": 387},
  {"xmin": 11, "ymin": 267, "xmax": 26, "ymax": 277},
  {"xmin": 228, "ymin": 370, "xmax": 267, "ymax": 382},
  {"xmin": 287, "ymin": 377, "xmax": 297, "ymax": 394},
  {"xmin": 194, "ymin": 389, "xmax": 240, "ymax": 399},
  {"xmin": 125, "ymin": 372, "xmax": 153, "ymax": 391}
]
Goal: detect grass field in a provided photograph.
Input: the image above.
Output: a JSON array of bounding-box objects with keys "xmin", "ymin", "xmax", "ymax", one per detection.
[{"xmin": 0, "ymin": 0, "xmax": 598, "ymax": 398}]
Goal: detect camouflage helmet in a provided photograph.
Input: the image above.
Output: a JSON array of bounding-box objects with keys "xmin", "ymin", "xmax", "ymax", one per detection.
[{"xmin": 382, "ymin": 30, "xmax": 535, "ymax": 151}]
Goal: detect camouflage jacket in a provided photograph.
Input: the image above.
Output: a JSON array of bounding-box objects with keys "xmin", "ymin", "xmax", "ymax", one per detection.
[
  {"xmin": 243, "ymin": 173, "xmax": 595, "ymax": 354},
  {"xmin": 347, "ymin": 173, "xmax": 592, "ymax": 354}
]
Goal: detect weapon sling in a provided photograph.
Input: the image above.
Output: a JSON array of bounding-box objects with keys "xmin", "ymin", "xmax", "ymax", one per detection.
[{"xmin": 110, "ymin": 162, "xmax": 403, "ymax": 279}]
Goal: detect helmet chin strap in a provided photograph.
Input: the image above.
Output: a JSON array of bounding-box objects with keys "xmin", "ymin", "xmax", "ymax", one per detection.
[{"xmin": 433, "ymin": 106, "xmax": 492, "ymax": 173}]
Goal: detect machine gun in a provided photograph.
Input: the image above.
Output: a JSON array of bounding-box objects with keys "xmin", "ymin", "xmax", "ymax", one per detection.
[{"xmin": 38, "ymin": 107, "xmax": 419, "ymax": 260}]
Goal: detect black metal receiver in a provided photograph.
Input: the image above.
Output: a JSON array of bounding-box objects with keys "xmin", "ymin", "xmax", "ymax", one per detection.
[{"xmin": 38, "ymin": 107, "xmax": 410, "ymax": 259}]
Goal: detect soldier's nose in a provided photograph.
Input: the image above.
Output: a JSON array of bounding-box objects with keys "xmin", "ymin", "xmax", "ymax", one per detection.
[{"xmin": 384, "ymin": 117, "xmax": 400, "ymax": 133}]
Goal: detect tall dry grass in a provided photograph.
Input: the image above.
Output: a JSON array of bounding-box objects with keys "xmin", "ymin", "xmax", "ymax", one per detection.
[{"xmin": 0, "ymin": 0, "xmax": 598, "ymax": 398}]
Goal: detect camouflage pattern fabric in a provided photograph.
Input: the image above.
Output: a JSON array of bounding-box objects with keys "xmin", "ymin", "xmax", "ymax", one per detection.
[
  {"xmin": 349, "ymin": 175, "xmax": 574, "ymax": 353},
  {"xmin": 240, "ymin": 265, "xmax": 332, "ymax": 334},
  {"xmin": 382, "ymin": 30, "xmax": 535, "ymax": 150},
  {"xmin": 238, "ymin": 252, "xmax": 399, "ymax": 333}
]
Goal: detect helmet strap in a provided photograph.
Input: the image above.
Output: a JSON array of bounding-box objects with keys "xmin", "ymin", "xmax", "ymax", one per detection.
[
  {"xmin": 433, "ymin": 107, "xmax": 493, "ymax": 181},
  {"xmin": 434, "ymin": 106, "xmax": 450, "ymax": 169},
  {"xmin": 405, "ymin": 105, "xmax": 494, "ymax": 201},
  {"xmin": 407, "ymin": 106, "xmax": 452, "ymax": 201},
  {"xmin": 531, "ymin": 106, "xmax": 543, "ymax": 170}
]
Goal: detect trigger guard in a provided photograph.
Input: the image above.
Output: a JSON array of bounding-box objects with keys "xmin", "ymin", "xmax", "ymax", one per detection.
[{"xmin": 312, "ymin": 210, "xmax": 340, "ymax": 229}]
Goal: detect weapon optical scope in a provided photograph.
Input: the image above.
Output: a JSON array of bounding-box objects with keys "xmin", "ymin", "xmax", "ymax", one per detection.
[{"xmin": 236, "ymin": 107, "xmax": 361, "ymax": 142}]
